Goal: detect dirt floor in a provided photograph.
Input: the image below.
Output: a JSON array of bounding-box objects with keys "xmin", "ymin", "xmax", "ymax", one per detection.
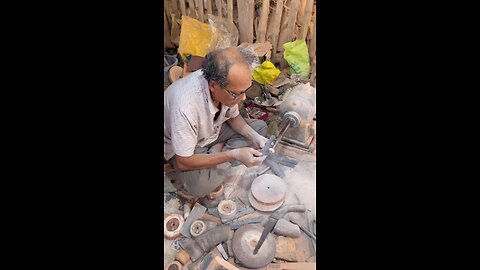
[{"xmin": 163, "ymin": 153, "xmax": 316, "ymax": 269}]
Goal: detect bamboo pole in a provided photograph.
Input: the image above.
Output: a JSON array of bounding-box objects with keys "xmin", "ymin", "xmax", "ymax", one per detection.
[
  {"xmin": 271, "ymin": 0, "xmax": 285, "ymax": 63},
  {"xmin": 206, "ymin": 0, "xmax": 212, "ymax": 16},
  {"xmin": 179, "ymin": 0, "xmax": 187, "ymax": 16},
  {"xmin": 257, "ymin": 0, "xmax": 270, "ymax": 43},
  {"xmin": 300, "ymin": 0, "xmax": 314, "ymax": 40},
  {"xmin": 198, "ymin": 0, "xmax": 204, "ymax": 22},
  {"xmin": 216, "ymin": 0, "xmax": 222, "ymax": 19}
]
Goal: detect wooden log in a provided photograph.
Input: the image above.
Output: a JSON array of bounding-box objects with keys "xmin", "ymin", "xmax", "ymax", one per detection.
[
  {"xmin": 206, "ymin": 0, "xmax": 212, "ymax": 16},
  {"xmin": 179, "ymin": 0, "xmax": 187, "ymax": 16},
  {"xmin": 257, "ymin": 0, "xmax": 270, "ymax": 43},
  {"xmin": 198, "ymin": 0, "xmax": 204, "ymax": 22},
  {"xmin": 216, "ymin": 0, "xmax": 222, "ymax": 19},
  {"xmin": 300, "ymin": 0, "xmax": 314, "ymax": 40},
  {"xmin": 187, "ymin": 0, "xmax": 197, "ymax": 18},
  {"xmin": 271, "ymin": 0, "xmax": 285, "ymax": 63}
]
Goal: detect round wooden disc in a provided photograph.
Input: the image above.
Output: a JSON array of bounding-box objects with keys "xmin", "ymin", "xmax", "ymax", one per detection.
[
  {"xmin": 250, "ymin": 174, "xmax": 286, "ymax": 205},
  {"xmin": 168, "ymin": 66, "xmax": 184, "ymax": 83}
]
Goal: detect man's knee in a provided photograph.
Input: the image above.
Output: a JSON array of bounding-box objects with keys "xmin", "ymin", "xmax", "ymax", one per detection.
[{"xmin": 248, "ymin": 119, "xmax": 268, "ymax": 137}]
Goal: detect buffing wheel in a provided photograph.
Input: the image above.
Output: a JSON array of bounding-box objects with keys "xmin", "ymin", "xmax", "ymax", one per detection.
[{"xmin": 164, "ymin": 214, "xmax": 184, "ymax": 240}]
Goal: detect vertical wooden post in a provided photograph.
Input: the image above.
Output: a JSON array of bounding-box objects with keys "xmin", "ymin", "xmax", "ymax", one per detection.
[
  {"xmin": 216, "ymin": 0, "xmax": 222, "ymax": 19},
  {"xmin": 171, "ymin": 0, "xmax": 180, "ymax": 18},
  {"xmin": 308, "ymin": 12, "xmax": 316, "ymax": 63},
  {"xmin": 237, "ymin": 1, "xmax": 247, "ymax": 43},
  {"xmin": 297, "ymin": 0, "xmax": 307, "ymax": 23},
  {"xmin": 164, "ymin": 0, "xmax": 172, "ymax": 29},
  {"xmin": 257, "ymin": 0, "xmax": 270, "ymax": 43},
  {"xmin": 206, "ymin": 0, "xmax": 212, "ymax": 16},
  {"xmin": 286, "ymin": 0, "xmax": 300, "ymax": 42},
  {"xmin": 271, "ymin": 0, "xmax": 285, "ymax": 63},
  {"xmin": 179, "ymin": 0, "xmax": 187, "ymax": 16},
  {"xmin": 300, "ymin": 0, "xmax": 314, "ymax": 40},
  {"xmin": 247, "ymin": 0, "xmax": 254, "ymax": 43},
  {"xmin": 188, "ymin": 0, "xmax": 197, "ymax": 18},
  {"xmin": 198, "ymin": 0, "xmax": 204, "ymax": 22},
  {"xmin": 227, "ymin": 0, "xmax": 233, "ymax": 26}
]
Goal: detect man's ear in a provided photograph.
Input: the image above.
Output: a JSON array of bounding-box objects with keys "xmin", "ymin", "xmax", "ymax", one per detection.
[{"xmin": 208, "ymin": 81, "xmax": 218, "ymax": 92}]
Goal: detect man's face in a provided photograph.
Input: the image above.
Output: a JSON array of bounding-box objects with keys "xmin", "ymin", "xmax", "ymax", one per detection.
[{"xmin": 211, "ymin": 63, "xmax": 252, "ymax": 107}]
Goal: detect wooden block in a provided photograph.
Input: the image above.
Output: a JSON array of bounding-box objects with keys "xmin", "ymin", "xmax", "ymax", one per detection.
[{"xmin": 275, "ymin": 236, "xmax": 297, "ymax": 262}]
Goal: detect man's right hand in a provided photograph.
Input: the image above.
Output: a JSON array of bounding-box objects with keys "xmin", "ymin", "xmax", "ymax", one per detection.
[{"xmin": 228, "ymin": 147, "xmax": 266, "ymax": 167}]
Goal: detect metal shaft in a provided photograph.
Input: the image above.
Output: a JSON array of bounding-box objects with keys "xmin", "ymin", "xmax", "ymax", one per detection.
[{"xmin": 272, "ymin": 119, "xmax": 292, "ymax": 149}]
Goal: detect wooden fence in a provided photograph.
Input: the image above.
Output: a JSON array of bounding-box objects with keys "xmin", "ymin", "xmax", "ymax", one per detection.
[{"xmin": 164, "ymin": 0, "xmax": 316, "ymax": 70}]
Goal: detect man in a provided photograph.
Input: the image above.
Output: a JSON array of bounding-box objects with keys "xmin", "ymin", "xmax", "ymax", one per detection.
[{"xmin": 164, "ymin": 47, "xmax": 268, "ymax": 199}]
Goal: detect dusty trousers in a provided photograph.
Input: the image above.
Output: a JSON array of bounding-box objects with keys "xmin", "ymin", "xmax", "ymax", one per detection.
[{"xmin": 168, "ymin": 118, "xmax": 267, "ymax": 198}]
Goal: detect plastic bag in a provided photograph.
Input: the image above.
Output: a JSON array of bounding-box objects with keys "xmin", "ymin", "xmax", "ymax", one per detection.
[
  {"xmin": 207, "ymin": 14, "xmax": 238, "ymax": 48},
  {"xmin": 252, "ymin": 61, "xmax": 281, "ymax": 85},
  {"xmin": 283, "ymin": 40, "xmax": 310, "ymax": 78},
  {"xmin": 178, "ymin": 16, "xmax": 216, "ymax": 61}
]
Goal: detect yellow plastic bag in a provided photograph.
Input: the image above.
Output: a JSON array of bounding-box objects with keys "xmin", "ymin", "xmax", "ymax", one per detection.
[
  {"xmin": 283, "ymin": 40, "xmax": 310, "ymax": 78},
  {"xmin": 252, "ymin": 61, "xmax": 281, "ymax": 85},
  {"xmin": 178, "ymin": 16, "xmax": 216, "ymax": 61}
]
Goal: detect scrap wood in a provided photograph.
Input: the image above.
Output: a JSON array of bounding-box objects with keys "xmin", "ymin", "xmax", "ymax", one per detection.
[{"xmin": 238, "ymin": 41, "xmax": 272, "ymax": 59}]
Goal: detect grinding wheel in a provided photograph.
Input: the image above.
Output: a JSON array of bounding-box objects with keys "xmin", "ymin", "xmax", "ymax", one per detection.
[
  {"xmin": 164, "ymin": 214, "xmax": 184, "ymax": 240},
  {"xmin": 232, "ymin": 224, "xmax": 276, "ymax": 269},
  {"xmin": 189, "ymin": 220, "xmax": 207, "ymax": 237},
  {"xmin": 165, "ymin": 261, "xmax": 183, "ymax": 270},
  {"xmin": 217, "ymin": 200, "xmax": 237, "ymax": 219},
  {"xmin": 248, "ymin": 174, "xmax": 286, "ymax": 212},
  {"xmin": 168, "ymin": 66, "xmax": 183, "ymax": 83}
]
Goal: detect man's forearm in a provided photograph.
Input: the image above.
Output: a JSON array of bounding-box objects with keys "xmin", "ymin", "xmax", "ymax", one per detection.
[
  {"xmin": 227, "ymin": 115, "xmax": 252, "ymax": 139},
  {"xmin": 175, "ymin": 152, "xmax": 235, "ymax": 171}
]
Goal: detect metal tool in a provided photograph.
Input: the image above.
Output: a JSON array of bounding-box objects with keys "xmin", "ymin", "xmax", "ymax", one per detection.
[
  {"xmin": 253, "ymin": 204, "xmax": 306, "ymax": 255},
  {"xmin": 216, "ymin": 243, "xmax": 229, "ymax": 260}
]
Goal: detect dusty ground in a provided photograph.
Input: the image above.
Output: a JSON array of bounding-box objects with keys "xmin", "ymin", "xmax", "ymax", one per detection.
[{"xmin": 163, "ymin": 156, "xmax": 316, "ymax": 269}]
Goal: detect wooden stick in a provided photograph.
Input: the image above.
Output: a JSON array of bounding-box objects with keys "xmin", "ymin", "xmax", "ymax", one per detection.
[
  {"xmin": 308, "ymin": 11, "xmax": 316, "ymax": 63},
  {"xmin": 286, "ymin": 0, "xmax": 300, "ymax": 42},
  {"xmin": 164, "ymin": 0, "xmax": 172, "ymax": 30},
  {"xmin": 164, "ymin": 11, "xmax": 176, "ymax": 49},
  {"xmin": 179, "ymin": 0, "xmax": 186, "ymax": 16},
  {"xmin": 297, "ymin": 0, "xmax": 307, "ymax": 23},
  {"xmin": 216, "ymin": 0, "xmax": 222, "ymax": 19},
  {"xmin": 247, "ymin": 0, "xmax": 254, "ymax": 43},
  {"xmin": 271, "ymin": 0, "xmax": 285, "ymax": 63},
  {"xmin": 276, "ymin": 0, "xmax": 290, "ymax": 65},
  {"xmin": 198, "ymin": 0, "xmax": 204, "ymax": 22},
  {"xmin": 237, "ymin": 0, "xmax": 248, "ymax": 43},
  {"xmin": 257, "ymin": 0, "xmax": 270, "ymax": 43},
  {"xmin": 227, "ymin": 0, "xmax": 233, "ymax": 26},
  {"xmin": 300, "ymin": 0, "xmax": 314, "ymax": 40},
  {"xmin": 206, "ymin": 0, "xmax": 212, "ymax": 16},
  {"xmin": 188, "ymin": 0, "xmax": 196, "ymax": 18},
  {"xmin": 171, "ymin": 0, "xmax": 179, "ymax": 17}
]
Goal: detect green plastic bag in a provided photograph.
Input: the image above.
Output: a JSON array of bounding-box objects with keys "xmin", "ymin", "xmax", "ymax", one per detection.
[
  {"xmin": 283, "ymin": 40, "xmax": 310, "ymax": 78},
  {"xmin": 252, "ymin": 61, "xmax": 281, "ymax": 85}
]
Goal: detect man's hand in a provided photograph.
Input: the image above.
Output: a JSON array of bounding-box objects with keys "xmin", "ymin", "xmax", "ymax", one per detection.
[
  {"xmin": 227, "ymin": 147, "xmax": 267, "ymax": 167},
  {"xmin": 251, "ymin": 133, "xmax": 268, "ymax": 149}
]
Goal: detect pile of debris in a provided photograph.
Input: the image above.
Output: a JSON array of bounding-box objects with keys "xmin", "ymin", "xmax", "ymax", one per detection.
[{"xmin": 164, "ymin": 170, "xmax": 316, "ymax": 270}]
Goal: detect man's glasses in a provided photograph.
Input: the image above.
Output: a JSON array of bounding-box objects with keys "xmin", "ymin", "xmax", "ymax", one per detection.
[{"xmin": 223, "ymin": 82, "xmax": 253, "ymax": 100}]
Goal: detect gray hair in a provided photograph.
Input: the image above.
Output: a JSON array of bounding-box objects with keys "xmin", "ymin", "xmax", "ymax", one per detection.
[{"xmin": 202, "ymin": 47, "xmax": 258, "ymax": 89}]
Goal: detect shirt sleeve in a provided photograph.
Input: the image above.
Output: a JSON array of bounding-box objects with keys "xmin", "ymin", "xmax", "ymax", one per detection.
[
  {"xmin": 170, "ymin": 108, "xmax": 198, "ymax": 157},
  {"xmin": 229, "ymin": 104, "xmax": 240, "ymax": 118}
]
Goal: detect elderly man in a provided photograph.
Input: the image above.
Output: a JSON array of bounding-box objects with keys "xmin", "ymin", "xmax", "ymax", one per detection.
[{"xmin": 164, "ymin": 47, "xmax": 268, "ymax": 199}]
